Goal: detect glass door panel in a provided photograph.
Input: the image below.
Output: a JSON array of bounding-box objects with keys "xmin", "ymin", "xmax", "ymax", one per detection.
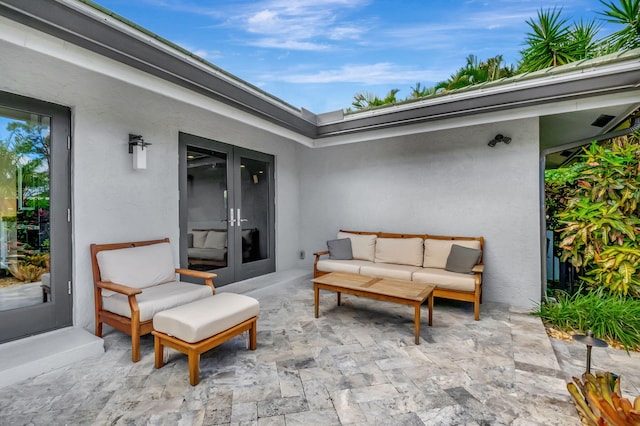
[
  {"xmin": 0, "ymin": 110, "xmax": 51, "ymax": 312},
  {"xmin": 185, "ymin": 146, "xmax": 229, "ymax": 272},
  {"xmin": 234, "ymin": 149, "xmax": 275, "ymax": 281},
  {"xmin": 0, "ymin": 92, "xmax": 71, "ymax": 343},
  {"xmin": 179, "ymin": 133, "xmax": 274, "ymax": 286}
]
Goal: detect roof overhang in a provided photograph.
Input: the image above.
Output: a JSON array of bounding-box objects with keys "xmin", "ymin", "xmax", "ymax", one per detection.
[{"xmin": 1, "ymin": 0, "xmax": 640, "ymax": 149}]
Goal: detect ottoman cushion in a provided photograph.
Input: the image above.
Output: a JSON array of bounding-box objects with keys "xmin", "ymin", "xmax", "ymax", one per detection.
[{"xmin": 153, "ymin": 293, "xmax": 259, "ymax": 343}]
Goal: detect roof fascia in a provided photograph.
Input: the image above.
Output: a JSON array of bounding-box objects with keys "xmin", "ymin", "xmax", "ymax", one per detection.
[
  {"xmin": 0, "ymin": 0, "xmax": 319, "ymax": 138},
  {"xmin": 316, "ymin": 64, "xmax": 640, "ymax": 138}
]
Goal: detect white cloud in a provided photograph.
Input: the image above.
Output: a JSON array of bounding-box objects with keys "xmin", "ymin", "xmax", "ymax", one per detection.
[{"xmin": 264, "ymin": 63, "xmax": 448, "ymax": 85}]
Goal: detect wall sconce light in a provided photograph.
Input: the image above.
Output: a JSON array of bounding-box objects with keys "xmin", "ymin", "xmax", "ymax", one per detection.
[
  {"xmin": 488, "ymin": 134, "xmax": 512, "ymax": 147},
  {"xmin": 128, "ymin": 134, "xmax": 152, "ymax": 170}
]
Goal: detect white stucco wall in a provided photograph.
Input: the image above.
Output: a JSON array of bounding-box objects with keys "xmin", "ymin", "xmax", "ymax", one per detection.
[
  {"xmin": 0, "ymin": 19, "xmax": 303, "ymax": 331},
  {"xmin": 298, "ymin": 119, "xmax": 542, "ymax": 308}
]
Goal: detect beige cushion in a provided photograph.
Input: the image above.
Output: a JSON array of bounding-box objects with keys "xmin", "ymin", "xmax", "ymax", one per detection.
[
  {"xmin": 316, "ymin": 259, "xmax": 374, "ymax": 274},
  {"xmin": 97, "ymin": 242, "xmax": 176, "ymax": 296},
  {"xmin": 412, "ymin": 268, "xmax": 478, "ymax": 292},
  {"xmin": 153, "ymin": 293, "xmax": 259, "ymax": 343},
  {"xmin": 204, "ymin": 230, "xmax": 227, "ymax": 249},
  {"xmin": 360, "ymin": 263, "xmax": 421, "ymax": 281},
  {"xmin": 375, "ymin": 237, "xmax": 423, "ymax": 266},
  {"xmin": 101, "ymin": 281, "xmax": 213, "ymax": 321},
  {"xmin": 423, "ymin": 239, "xmax": 481, "ymax": 269},
  {"xmin": 192, "ymin": 231, "xmax": 208, "ymax": 249},
  {"xmin": 187, "ymin": 247, "xmax": 226, "ymax": 261},
  {"xmin": 337, "ymin": 232, "xmax": 376, "ymax": 262}
]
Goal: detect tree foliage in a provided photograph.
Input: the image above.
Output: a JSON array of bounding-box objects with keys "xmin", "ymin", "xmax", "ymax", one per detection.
[
  {"xmin": 553, "ymin": 133, "xmax": 640, "ymax": 297},
  {"xmin": 348, "ymin": 0, "xmax": 640, "ymax": 111}
]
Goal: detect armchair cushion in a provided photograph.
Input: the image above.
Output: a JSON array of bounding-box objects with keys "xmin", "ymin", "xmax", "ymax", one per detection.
[
  {"xmin": 101, "ymin": 281, "xmax": 213, "ymax": 322},
  {"xmin": 96, "ymin": 242, "xmax": 175, "ymax": 293},
  {"xmin": 445, "ymin": 244, "xmax": 482, "ymax": 274}
]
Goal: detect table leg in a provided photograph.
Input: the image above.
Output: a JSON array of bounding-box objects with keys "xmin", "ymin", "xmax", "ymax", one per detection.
[
  {"xmin": 337, "ymin": 292, "xmax": 341, "ymax": 306},
  {"xmin": 414, "ymin": 303, "xmax": 421, "ymax": 345},
  {"xmin": 314, "ymin": 284, "xmax": 319, "ymax": 318},
  {"xmin": 428, "ymin": 294, "xmax": 433, "ymax": 326}
]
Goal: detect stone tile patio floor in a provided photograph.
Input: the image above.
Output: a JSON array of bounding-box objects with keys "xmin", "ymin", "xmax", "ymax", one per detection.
[{"xmin": 1, "ymin": 275, "xmax": 639, "ymax": 425}]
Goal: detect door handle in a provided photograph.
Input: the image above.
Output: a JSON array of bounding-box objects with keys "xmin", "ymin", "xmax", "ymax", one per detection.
[
  {"xmin": 227, "ymin": 208, "xmax": 236, "ymax": 226},
  {"xmin": 237, "ymin": 208, "xmax": 248, "ymax": 227}
]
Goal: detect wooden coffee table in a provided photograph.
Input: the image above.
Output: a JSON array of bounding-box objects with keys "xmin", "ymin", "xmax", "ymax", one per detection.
[{"xmin": 312, "ymin": 272, "xmax": 435, "ymax": 344}]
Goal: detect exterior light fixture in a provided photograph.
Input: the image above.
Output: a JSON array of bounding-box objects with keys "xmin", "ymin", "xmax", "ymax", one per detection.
[
  {"xmin": 128, "ymin": 134, "xmax": 151, "ymax": 170},
  {"xmin": 572, "ymin": 330, "xmax": 608, "ymax": 374},
  {"xmin": 488, "ymin": 134, "xmax": 512, "ymax": 147}
]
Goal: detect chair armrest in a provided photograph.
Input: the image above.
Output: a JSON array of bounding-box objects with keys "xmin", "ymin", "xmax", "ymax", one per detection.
[
  {"xmin": 97, "ymin": 281, "xmax": 142, "ymax": 296},
  {"xmin": 176, "ymin": 268, "xmax": 217, "ymax": 280},
  {"xmin": 175, "ymin": 268, "xmax": 216, "ymax": 292},
  {"xmin": 472, "ymin": 264, "xmax": 484, "ymax": 273},
  {"xmin": 313, "ymin": 250, "xmax": 329, "ymax": 258}
]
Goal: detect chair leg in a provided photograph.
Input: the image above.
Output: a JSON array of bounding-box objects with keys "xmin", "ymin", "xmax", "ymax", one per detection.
[
  {"xmin": 95, "ymin": 318, "xmax": 103, "ymax": 337},
  {"xmin": 131, "ymin": 327, "xmax": 141, "ymax": 362},
  {"xmin": 474, "ymin": 290, "xmax": 481, "ymax": 321}
]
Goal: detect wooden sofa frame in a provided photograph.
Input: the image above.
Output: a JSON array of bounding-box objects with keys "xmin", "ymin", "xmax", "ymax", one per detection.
[
  {"xmin": 90, "ymin": 238, "xmax": 217, "ymax": 362},
  {"xmin": 313, "ymin": 230, "xmax": 485, "ymax": 320}
]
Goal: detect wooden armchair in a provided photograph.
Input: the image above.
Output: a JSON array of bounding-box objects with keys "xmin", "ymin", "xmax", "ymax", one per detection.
[{"xmin": 90, "ymin": 238, "xmax": 216, "ymax": 362}]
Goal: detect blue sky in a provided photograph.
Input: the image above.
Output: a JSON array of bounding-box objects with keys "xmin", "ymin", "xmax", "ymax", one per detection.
[{"xmin": 96, "ymin": 0, "xmax": 613, "ymax": 113}]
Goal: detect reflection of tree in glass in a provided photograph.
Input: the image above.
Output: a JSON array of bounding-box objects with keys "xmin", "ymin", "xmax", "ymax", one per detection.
[{"xmin": 2, "ymin": 121, "xmax": 50, "ymax": 213}]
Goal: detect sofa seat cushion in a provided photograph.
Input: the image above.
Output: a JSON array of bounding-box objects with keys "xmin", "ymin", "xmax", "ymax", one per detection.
[
  {"xmin": 187, "ymin": 247, "xmax": 227, "ymax": 261},
  {"xmin": 360, "ymin": 263, "xmax": 421, "ymax": 281},
  {"xmin": 337, "ymin": 232, "xmax": 376, "ymax": 262},
  {"xmin": 316, "ymin": 259, "xmax": 374, "ymax": 274},
  {"xmin": 97, "ymin": 242, "xmax": 176, "ymax": 291},
  {"xmin": 153, "ymin": 293, "xmax": 259, "ymax": 343},
  {"xmin": 375, "ymin": 237, "xmax": 423, "ymax": 266},
  {"xmin": 412, "ymin": 268, "xmax": 477, "ymax": 292},
  {"xmin": 423, "ymin": 239, "xmax": 481, "ymax": 269},
  {"xmin": 102, "ymin": 281, "xmax": 213, "ymax": 322}
]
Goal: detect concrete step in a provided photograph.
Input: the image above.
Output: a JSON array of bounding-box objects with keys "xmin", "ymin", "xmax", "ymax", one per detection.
[{"xmin": 0, "ymin": 327, "xmax": 104, "ymax": 388}]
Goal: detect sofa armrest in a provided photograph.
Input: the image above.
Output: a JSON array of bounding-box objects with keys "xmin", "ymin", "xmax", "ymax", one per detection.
[
  {"xmin": 313, "ymin": 250, "xmax": 330, "ymax": 278},
  {"xmin": 472, "ymin": 264, "xmax": 484, "ymax": 273},
  {"xmin": 97, "ymin": 280, "xmax": 142, "ymax": 296},
  {"xmin": 176, "ymin": 268, "xmax": 217, "ymax": 292}
]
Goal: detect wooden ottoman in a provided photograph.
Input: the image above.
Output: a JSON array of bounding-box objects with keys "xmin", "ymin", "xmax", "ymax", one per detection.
[{"xmin": 152, "ymin": 293, "xmax": 259, "ymax": 385}]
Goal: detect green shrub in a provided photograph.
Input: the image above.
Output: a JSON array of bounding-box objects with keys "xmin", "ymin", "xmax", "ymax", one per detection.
[{"xmin": 533, "ymin": 287, "xmax": 640, "ymax": 351}]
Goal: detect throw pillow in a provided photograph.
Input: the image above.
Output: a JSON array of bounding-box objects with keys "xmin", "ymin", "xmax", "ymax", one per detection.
[
  {"xmin": 445, "ymin": 244, "xmax": 482, "ymax": 274},
  {"xmin": 327, "ymin": 238, "xmax": 353, "ymax": 260}
]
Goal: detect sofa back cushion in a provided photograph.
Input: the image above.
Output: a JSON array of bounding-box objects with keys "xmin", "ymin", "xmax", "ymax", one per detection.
[
  {"xmin": 192, "ymin": 230, "xmax": 208, "ymax": 248},
  {"xmin": 423, "ymin": 238, "xmax": 481, "ymax": 269},
  {"xmin": 337, "ymin": 231, "xmax": 376, "ymax": 262},
  {"xmin": 97, "ymin": 242, "xmax": 176, "ymax": 289},
  {"xmin": 204, "ymin": 230, "xmax": 227, "ymax": 249},
  {"xmin": 375, "ymin": 237, "xmax": 424, "ymax": 266}
]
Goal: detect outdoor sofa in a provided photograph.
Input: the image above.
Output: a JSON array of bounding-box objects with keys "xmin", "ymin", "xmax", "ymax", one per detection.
[{"xmin": 314, "ymin": 230, "xmax": 484, "ymax": 320}]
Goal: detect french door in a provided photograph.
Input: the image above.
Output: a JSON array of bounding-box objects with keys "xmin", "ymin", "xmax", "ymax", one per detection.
[
  {"xmin": 179, "ymin": 132, "xmax": 275, "ymax": 286},
  {"xmin": 0, "ymin": 91, "xmax": 72, "ymax": 343}
]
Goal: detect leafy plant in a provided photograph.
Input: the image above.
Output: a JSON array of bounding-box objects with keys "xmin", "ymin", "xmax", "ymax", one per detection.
[
  {"xmin": 533, "ymin": 287, "xmax": 640, "ymax": 351},
  {"xmin": 567, "ymin": 371, "xmax": 640, "ymax": 425},
  {"xmin": 599, "ymin": 0, "xmax": 640, "ymax": 52},
  {"xmin": 556, "ymin": 134, "xmax": 640, "ymax": 297},
  {"xmin": 8, "ymin": 263, "xmax": 47, "ymax": 283}
]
